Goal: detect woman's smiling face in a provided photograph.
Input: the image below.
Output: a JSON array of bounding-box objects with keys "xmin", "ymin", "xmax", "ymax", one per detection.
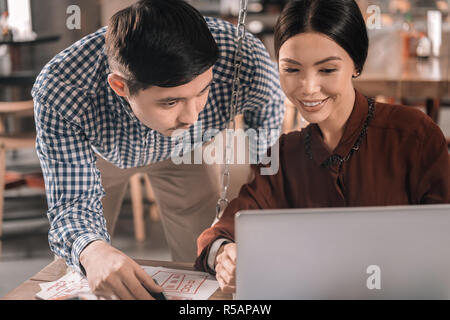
[{"xmin": 278, "ymin": 32, "xmax": 358, "ymax": 126}]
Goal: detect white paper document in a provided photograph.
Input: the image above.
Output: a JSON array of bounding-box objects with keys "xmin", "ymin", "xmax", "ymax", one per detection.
[
  {"xmin": 35, "ymin": 270, "xmax": 94, "ymax": 300},
  {"xmin": 36, "ymin": 265, "xmax": 219, "ymax": 300},
  {"xmin": 142, "ymin": 266, "xmax": 219, "ymax": 300}
]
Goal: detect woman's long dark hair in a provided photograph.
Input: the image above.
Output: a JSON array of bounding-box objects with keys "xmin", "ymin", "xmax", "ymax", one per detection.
[{"xmin": 274, "ymin": 0, "xmax": 369, "ymax": 74}]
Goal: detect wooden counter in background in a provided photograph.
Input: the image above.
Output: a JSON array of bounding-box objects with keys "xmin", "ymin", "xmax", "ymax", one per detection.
[{"xmin": 354, "ymin": 28, "xmax": 449, "ymax": 100}]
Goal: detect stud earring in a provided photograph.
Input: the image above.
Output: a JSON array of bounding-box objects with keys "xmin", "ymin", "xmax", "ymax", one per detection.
[{"xmin": 352, "ymin": 71, "xmax": 361, "ymax": 78}]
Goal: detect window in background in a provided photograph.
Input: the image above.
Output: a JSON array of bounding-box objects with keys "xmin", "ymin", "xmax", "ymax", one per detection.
[{"xmin": 6, "ymin": 0, "xmax": 35, "ymax": 41}]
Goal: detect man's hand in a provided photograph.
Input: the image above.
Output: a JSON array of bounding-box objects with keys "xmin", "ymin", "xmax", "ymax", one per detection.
[
  {"xmin": 80, "ymin": 240, "xmax": 163, "ymax": 300},
  {"xmin": 214, "ymin": 242, "xmax": 236, "ymax": 293}
]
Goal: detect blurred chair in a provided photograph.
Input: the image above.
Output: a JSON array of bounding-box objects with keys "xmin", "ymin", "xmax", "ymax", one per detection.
[
  {"xmin": 400, "ymin": 97, "xmax": 441, "ymax": 123},
  {"xmin": 0, "ymin": 100, "xmax": 38, "ymax": 256},
  {"xmin": 129, "ymin": 173, "xmax": 160, "ymax": 242},
  {"xmin": 439, "ymin": 97, "xmax": 450, "ymax": 148}
]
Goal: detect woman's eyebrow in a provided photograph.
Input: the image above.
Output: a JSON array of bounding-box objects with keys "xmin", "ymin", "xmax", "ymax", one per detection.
[
  {"xmin": 314, "ymin": 56, "xmax": 342, "ymax": 65},
  {"xmin": 280, "ymin": 58, "xmax": 302, "ymax": 65},
  {"xmin": 280, "ymin": 56, "xmax": 342, "ymax": 66}
]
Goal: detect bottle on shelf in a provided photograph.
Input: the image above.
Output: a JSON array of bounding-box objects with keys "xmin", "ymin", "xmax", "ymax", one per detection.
[
  {"xmin": 401, "ymin": 12, "xmax": 420, "ymax": 59},
  {"xmin": 0, "ymin": 11, "xmax": 12, "ymax": 41}
]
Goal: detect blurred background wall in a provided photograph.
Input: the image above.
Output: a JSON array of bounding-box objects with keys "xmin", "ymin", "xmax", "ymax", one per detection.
[{"xmin": 30, "ymin": 0, "xmax": 101, "ymax": 72}]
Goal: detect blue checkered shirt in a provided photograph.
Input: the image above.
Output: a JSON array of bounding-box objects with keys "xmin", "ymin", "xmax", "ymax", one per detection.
[{"xmin": 32, "ymin": 17, "xmax": 285, "ymax": 272}]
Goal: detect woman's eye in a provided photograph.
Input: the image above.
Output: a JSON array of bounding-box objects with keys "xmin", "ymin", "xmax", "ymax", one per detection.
[
  {"xmin": 320, "ymin": 68, "xmax": 337, "ymax": 74},
  {"xmin": 283, "ymin": 68, "xmax": 299, "ymax": 73}
]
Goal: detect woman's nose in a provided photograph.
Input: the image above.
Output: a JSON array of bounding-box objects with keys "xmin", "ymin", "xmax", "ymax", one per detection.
[{"xmin": 300, "ymin": 75, "xmax": 320, "ymax": 96}]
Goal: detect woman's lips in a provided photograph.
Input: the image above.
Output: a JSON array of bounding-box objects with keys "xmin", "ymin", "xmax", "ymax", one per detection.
[{"xmin": 298, "ymin": 97, "xmax": 329, "ymax": 112}]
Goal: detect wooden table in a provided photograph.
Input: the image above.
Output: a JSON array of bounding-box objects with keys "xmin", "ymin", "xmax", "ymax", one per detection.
[{"xmin": 0, "ymin": 258, "xmax": 232, "ymax": 300}]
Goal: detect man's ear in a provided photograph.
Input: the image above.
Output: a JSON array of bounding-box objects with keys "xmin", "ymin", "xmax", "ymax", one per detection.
[{"xmin": 108, "ymin": 73, "xmax": 129, "ymax": 97}]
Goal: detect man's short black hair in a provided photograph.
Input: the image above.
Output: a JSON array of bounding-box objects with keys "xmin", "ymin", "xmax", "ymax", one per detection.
[{"xmin": 106, "ymin": 0, "xmax": 219, "ymax": 95}]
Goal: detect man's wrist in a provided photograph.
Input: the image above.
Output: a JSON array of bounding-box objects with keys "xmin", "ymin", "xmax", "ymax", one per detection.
[
  {"xmin": 71, "ymin": 234, "xmax": 110, "ymax": 275},
  {"xmin": 79, "ymin": 240, "xmax": 107, "ymax": 271}
]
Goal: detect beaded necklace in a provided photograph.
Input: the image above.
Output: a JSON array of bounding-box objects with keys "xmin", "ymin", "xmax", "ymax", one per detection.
[{"xmin": 304, "ymin": 97, "xmax": 376, "ymax": 167}]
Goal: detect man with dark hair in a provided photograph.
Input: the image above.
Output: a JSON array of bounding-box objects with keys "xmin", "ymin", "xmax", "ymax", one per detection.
[{"xmin": 32, "ymin": 0, "xmax": 284, "ymax": 299}]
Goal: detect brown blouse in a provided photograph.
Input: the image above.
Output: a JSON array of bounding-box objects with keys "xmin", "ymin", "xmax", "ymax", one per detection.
[{"xmin": 195, "ymin": 90, "xmax": 450, "ymax": 274}]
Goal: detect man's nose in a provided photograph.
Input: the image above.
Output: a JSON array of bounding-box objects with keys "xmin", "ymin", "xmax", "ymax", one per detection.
[{"xmin": 176, "ymin": 100, "xmax": 199, "ymax": 126}]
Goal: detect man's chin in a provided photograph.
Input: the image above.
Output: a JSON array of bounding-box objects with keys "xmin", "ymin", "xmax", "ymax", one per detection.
[
  {"xmin": 166, "ymin": 127, "xmax": 190, "ymax": 137},
  {"xmin": 148, "ymin": 126, "xmax": 191, "ymax": 137}
]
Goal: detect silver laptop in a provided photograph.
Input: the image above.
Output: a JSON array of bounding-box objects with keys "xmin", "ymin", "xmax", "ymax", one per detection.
[{"xmin": 235, "ymin": 205, "xmax": 450, "ymax": 300}]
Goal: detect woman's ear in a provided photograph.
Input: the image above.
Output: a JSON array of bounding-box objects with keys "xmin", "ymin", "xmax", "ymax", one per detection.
[
  {"xmin": 352, "ymin": 68, "xmax": 361, "ymax": 78},
  {"xmin": 108, "ymin": 73, "xmax": 130, "ymax": 97}
]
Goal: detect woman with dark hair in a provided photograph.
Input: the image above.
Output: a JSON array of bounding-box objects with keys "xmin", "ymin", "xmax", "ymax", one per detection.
[{"xmin": 195, "ymin": 0, "xmax": 450, "ymax": 293}]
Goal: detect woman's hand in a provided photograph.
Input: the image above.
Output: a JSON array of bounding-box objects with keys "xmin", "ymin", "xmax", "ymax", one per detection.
[{"xmin": 214, "ymin": 242, "xmax": 237, "ymax": 293}]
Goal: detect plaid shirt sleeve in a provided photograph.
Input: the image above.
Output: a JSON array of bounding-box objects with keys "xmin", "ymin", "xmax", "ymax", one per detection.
[
  {"xmin": 239, "ymin": 32, "xmax": 286, "ymax": 163},
  {"xmin": 34, "ymin": 98, "xmax": 110, "ymax": 273}
]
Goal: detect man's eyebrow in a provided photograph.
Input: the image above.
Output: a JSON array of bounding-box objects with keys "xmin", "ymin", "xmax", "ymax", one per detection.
[
  {"xmin": 280, "ymin": 56, "xmax": 342, "ymax": 66},
  {"xmin": 198, "ymin": 80, "xmax": 213, "ymax": 93},
  {"xmin": 155, "ymin": 80, "xmax": 213, "ymax": 103}
]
